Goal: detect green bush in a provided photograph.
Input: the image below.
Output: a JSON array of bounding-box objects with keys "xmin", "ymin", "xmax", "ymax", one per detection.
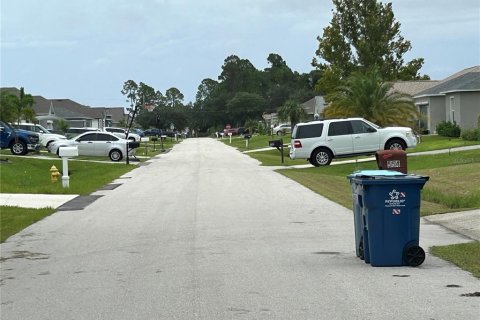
[
  {"xmin": 436, "ymin": 121, "xmax": 461, "ymax": 137},
  {"xmin": 461, "ymin": 128, "xmax": 480, "ymax": 141}
]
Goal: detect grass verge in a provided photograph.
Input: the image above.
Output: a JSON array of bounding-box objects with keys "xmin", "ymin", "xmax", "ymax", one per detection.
[
  {"xmin": 276, "ymin": 150, "xmax": 480, "ymax": 216},
  {"xmin": 0, "ymin": 157, "xmax": 134, "ymax": 195},
  {"xmin": 1, "ymin": 206, "xmax": 56, "ymax": 243},
  {"xmin": 430, "ymin": 242, "xmax": 480, "ymax": 278}
]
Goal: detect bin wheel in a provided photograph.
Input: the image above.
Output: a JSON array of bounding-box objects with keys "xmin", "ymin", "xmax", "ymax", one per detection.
[
  {"xmin": 358, "ymin": 238, "xmax": 365, "ymax": 260},
  {"xmin": 405, "ymin": 245, "xmax": 425, "ymax": 267}
]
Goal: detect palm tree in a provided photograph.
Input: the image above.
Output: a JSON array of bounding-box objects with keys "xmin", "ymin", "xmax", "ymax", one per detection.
[
  {"xmin": 324, "ymin": 70, "xmax": 419, "ymax": 127},
  {"xmin": 278, "ymin": 100, "xmax": 307, "ymax": 130}
]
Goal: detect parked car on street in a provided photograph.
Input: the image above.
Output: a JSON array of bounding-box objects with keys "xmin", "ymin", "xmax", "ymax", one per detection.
[
  {"xmin": 14, "ymin": 123, "xmax": 66, "ymax": 148},
  {"xmin": 65, "ymin": 127, "xmax": 99, "ymax": 139},
  {"xmin": 223, "ymin": 127, "xmax": 245, "ymax": 136},
  {"xmin": 273, "ymin": 124, "xmax": 292, "ymax": 136},
  {"xmin": 103, "ymin": 127, "xmax": 141, "ymax": 142},
  {"xmin": 289, "ymin": 118, "xmax": 418, "ymax": 166},
  {"xmin": 132, "ymin": 128, "xmax": 145, "ymax": 137},
  {"xmin": 0, "ymin": 120, "xmax": 40, "ymax": 155},
  {"xmin": 143, "ymin": 128, "xmax": 161, "ymax": 136},
  {"xmin": 48, "ymin": 131, "xmax": 135, "ymax": 161}
]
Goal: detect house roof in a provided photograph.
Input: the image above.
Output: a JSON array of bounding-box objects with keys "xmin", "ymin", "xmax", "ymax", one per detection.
[
  {"xmin": 415, "ymin": 66, "xmax": 480, "ymax": 97},
  {"xmin": 392, "ymin": 81, "xmax": 440, "ymax": 96},
  {"xmin": 1, "ymin": 87, "xmax": 127, "ymax": 123}
]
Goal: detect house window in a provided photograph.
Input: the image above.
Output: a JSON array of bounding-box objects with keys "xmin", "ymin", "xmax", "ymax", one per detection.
[{"xmin": 450, "ymin": 96, "xmax": 455, "ymax": 122}]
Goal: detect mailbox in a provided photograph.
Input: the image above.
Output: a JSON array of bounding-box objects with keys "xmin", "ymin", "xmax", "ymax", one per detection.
[
  {"xmin": 244, "ymin": 134, "xmax": 252, "ymax": 140},
  {"xmin": 58, "ymin": 146, "xmax": 78, "ymax": 157},
  {"xmin": 376, "ymin": 149, "xmax": 407, "ymax": 174},
  {"xmin": 160, "ymin": 135, "xmax": 167, "ymax": 140},
  {"xmin": 269, "ymin": 140, "xmax": 282, "ymax": 148},
  {"xmin": 128, "ymin": 141, "xmax": 140, "ymax": 149},
  {"xmin": 151, "ymin": 137, "xmax": 158, "ymax": 142},
  {"xmin": 140, "ymin": 137, "xmax": 149, "ymax": 142}
]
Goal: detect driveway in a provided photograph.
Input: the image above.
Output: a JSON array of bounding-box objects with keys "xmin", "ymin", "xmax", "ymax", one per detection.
[{"xmin": 1, "ymin": 138, "xmax": 478, "ymax": 319}]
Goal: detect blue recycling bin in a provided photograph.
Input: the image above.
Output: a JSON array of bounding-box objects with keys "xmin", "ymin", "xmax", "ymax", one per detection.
[{"xmin": 348, "ymin": 170, "xmax": 429, "ymax": 267}]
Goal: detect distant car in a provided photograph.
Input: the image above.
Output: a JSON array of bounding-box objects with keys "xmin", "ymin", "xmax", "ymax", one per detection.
[
  {"xmin": 103, "ymin": 127, "xmax": 141, "ymax": 142},
  {"xmin": 48, "ymin": 131, "xmax": 135, "ymax": 162},
  {"xmin": 14, "ymin": 123, "xmax": 67, "ymax": 148},
  {"xmin": 132, "ymin": 128, "xmax": 145, "ymax": 137},
  {"xmin": 273, "ymin": 124, "xmax": 291, "ymax": 136},
  {"xmin": 65, "ymin": 127, "xmax": 99, "ymax": 139},
  {"xmin": 223, "ymin": 127, "xmax": 245, "ymax": 136},
  {"xmin": 143, "ymin": 128, "xmax": 161, "ymax": 136}
]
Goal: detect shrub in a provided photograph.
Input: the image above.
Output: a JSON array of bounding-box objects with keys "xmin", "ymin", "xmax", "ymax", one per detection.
[
  {"xmin": 461, "ymin": 128, "xmax": 480, "ymax": 141},
  {"xmin": 436, "ymin": 121, "xmax": 461, "ymax": 137}
]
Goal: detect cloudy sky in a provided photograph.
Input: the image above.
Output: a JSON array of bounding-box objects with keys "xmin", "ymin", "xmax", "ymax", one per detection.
[{"xmin": 1, "ymin": 0, "xmax": 479, "ymax": 107}]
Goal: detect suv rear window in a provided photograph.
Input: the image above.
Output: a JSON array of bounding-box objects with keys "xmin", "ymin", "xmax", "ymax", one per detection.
[{"xmin": 295, "ymin": 123, "xmax": 324, "ymax": 139}]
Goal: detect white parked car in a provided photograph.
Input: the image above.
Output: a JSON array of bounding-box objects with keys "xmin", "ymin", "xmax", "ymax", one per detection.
[
  {"xmin": 48, "ymin": 131, "xmax": 135, "ymax": 162},
  {"xmin": 14, "ymin": 123, "xmax": 66, "ymax": 148},
  {"xmin": 273, "ymin": 124, "xmax": 292, "ymax": 136},
  {"xmin": 289, "ymin": 118, "xmax": 418, "ymax": 166},
  {"xmin": 103, "ymin": 127, "xmax": 141, "ymax": 142}
]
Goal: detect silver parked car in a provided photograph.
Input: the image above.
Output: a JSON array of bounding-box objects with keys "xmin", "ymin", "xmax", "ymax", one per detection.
[
  {"xmin": 48, "ymin": 131, "xmax": 134, "ymax": 161},
  {"xmin": 103, "ymin": 127, "xmax": 141, "ymax": 142},
  {"xmin": 273, "ymin": 124, "xmax": 292, "ymax": 136}
]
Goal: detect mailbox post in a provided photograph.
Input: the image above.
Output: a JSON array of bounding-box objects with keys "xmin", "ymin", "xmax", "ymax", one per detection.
[
  {"xmin": 244, "ymin": 134, "xmax": 252, "ymax": 148},
  {"xmin": 269, "ymin": 138, "xmax": 284, "ymax": 164},
  {"xmin": 151, "ymin": 136, "xmax": 158, "ymax": 151},
  {"xmin": 58, "ymin": 146, "xmax": 78, "ymax": 188},
  {"xmin": 160, "ymin": 135, "xmax": 167, "ymax": 151}
]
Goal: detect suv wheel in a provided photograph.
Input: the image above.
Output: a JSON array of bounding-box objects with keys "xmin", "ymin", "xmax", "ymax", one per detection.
[
  {"xmin": 10, "ymin": 141, "xmax": 27, "ymax": 155},
  {"xmin": 385, "ymin": 139, "xmax": 406, "ymax": 150},
  {"xmin": 109, "ymin": 149, "xmax": 123, "ymax": 161},
  {"xmin": 311, "ymin": 148, "xmax": 333, "ymax": 166}
]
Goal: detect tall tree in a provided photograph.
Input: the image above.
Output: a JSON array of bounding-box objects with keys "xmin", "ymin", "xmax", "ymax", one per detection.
[
  {"xmin": 1, "ymin": 88, "xmax": 36, "ymax": 124},
  {"xmin": 226, "ymin": 92, "xmax": 266, "ymax": 126},
  {"xmin": 278, "ymin": 101, "xmax": 308, "ymax": 130},
  {"xmin": 0, "ymin": 91, "xmax": 17, "ymax": 122},
  {"xmin": 323, "ymin": 69, "xmax": 419, "ymax": 127},
  {"xmin": 313, "ymin": 0, "xmax": 428, "ymax": 94},
  {"xmin": 165, "ymin": 87, "xmax": 184, "ymax": 108}
]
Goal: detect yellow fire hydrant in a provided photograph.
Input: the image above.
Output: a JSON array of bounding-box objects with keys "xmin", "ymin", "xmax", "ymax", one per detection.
[{"xmin": 50, "ymin": 165, "xmax": 60, "ymax": 183}]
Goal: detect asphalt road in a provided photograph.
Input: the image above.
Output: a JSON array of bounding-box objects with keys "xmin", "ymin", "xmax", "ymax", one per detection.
[{"xmin": 1, "ymin": 138, "xmax": 478, "ymax": 320}]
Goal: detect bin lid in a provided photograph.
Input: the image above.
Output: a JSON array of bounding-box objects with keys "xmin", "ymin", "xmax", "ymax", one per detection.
[
  {"xmin": 350, "ymin": 170, "xmax": 406, "ymax": 177},
  {"xmin": 347, "ymin": 170, "xmax": 429, "ymax": 184}
]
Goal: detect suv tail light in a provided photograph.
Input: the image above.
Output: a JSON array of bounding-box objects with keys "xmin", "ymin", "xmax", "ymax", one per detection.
[{"xmin": 293, "ymin": 140, "xmax": 302, "ymax": 148}]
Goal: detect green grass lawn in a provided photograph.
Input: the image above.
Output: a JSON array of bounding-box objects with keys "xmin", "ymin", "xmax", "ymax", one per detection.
[
  {"xmin": 277, "ymin": 150, "xmax": 480, "ymax": 216},
  {"xmin": 0, "ymin": 156, "xmax": 135, "ymax": 195},
  {"xmin": 431, "ymin": 242, "xmax": 480, "ymax": 278},
  {"xmin": 1, "ymin": 206, "xmax": 55, "ymax": 243},
  {"xmin": 413, "ymin": 135, "xmax": 480, "ymax": 152}
]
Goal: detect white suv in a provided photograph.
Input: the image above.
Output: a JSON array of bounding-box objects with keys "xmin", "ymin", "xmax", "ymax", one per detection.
[
  {"xmin": 289, "ymin": 118, "xmax": 418, "ymax": 166},
  {"xmin": 15, "ymin": 123, "xmax": 66, "ymax": 148},
  {"xmin": 104, "ymin": 127, "xmax": 141, "ymax": 142}
]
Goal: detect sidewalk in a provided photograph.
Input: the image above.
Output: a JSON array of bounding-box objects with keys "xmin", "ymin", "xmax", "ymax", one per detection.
[
  {"xmin": 423, "ymin": 209, "xmax": 480, "ymax": 241},
  {"xmin": 0, "ymin": 193, "xmax": 78, "ymax": 209}
]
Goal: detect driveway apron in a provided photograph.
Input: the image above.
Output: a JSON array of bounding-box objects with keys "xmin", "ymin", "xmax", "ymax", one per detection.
[{"xmin": 1, "ymin": 138, "xmax": 478, "ymax": 320}]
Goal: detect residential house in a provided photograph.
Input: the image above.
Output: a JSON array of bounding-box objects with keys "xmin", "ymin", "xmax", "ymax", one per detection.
[
  {"xmin": 302, "ymin": 96, "xmax": 327, "ymax": 120},
  {"xmin": 1, "ymin": 87, "xmax": 127, "ymax": 130},
  {"xmin": 411, "ymin": 66, "xmax": 479, "ymax": 133}
]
